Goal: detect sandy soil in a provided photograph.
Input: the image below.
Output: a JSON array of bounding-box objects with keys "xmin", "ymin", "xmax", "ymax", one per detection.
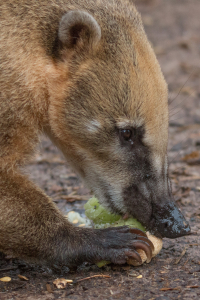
[{"xmin": 1, "ymin": 0, "xmax": 200, "ymax": 299}]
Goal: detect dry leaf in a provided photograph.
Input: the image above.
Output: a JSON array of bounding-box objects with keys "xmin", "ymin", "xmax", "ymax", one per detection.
[
  {"xmin": 160, "ymin": 287, "xmax": 181, "ymax": 291},
  {"xmin": 160, "ymin": 288, "xmax": 174, "ymax": 291},
  {"xmin": 18, "ymin": 274, "xmax": 28, "ymax": 281},
  {"xmin": 76, "ymin": 274, "xmax": 111, "ymax": 283},
  {"xmin": 46, "ymin": 283, "xmax": 54, "ymax": 293},
  {"xmin": 174, "ymin": 246, "xmax": 187, "ymax": 265},
  {"xmin": 182, "ymin": 151, "xmax": 200, "ymax": 161},
  {"xmin": 53, "ymin": 278, "xmax": 73, "ymax": 289},
  {"xmin": 0, "ymin": 277, "xmax": 11, "ymax": 282},
  {"xmin": 178, "ymin": 175, "xmax": 200, "ymax": 181},
  {"xmin": 128, "ymin": 271, "xmax": 138, "ymax": 277},
  {"xmin": 160, "ymin": 271, "xmax": 168, "ymax": 274}
]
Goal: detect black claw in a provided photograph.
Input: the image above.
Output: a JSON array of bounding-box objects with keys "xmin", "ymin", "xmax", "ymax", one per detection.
[
  {"xmin": 125, "ymin": 250, "xmax": 142, "ymax": 264},
  {"xmin": 137, "ymin": 236, "xmax": 154, "ymax": 251},
  {"xmin": 133, "ymin": 241, "xmax": 152, "ymax": 263},
  {"xmin": 129, "ymin": 228, "xmax": 147, "ymax": 238}
]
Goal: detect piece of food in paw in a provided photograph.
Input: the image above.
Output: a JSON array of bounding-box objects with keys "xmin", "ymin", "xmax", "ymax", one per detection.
[
  {"xmin": 127, "ymin": 232, "xmax": 163, "ymax": 266},
  {"xmin": 84, "ymin": 197, "xmax": 163, "ymax": 267}
]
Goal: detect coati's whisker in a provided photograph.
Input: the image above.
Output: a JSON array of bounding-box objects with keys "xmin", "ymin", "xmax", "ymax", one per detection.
[
  {"xmin": 169, "ymin": 116, "xmax": 185, "ymax": 122},
  {"xmin": 169, "ymin": 109, "xmax": 183, "ymax": 118},
  {"xmin": 169, "ymin": 92, "xmax": 195, "ymax": 115},
  {"xmin": 169, "ymin": 151, "xmax": 183, "ymax": 165},
  {"xmin": 168, "ymin": 74, "xmax": 192, "ymax": 106},
  {"xmin": 169, "ymin": 138, "xmax": 191, "ymax": 164},
  {"xmin": 168, "ymin": 135, "xmax": 191, "ymax": 153}
]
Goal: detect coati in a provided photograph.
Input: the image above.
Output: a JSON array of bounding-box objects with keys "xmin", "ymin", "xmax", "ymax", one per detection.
[{"xmin": 0, "ymin": 0, "xmax": 190, "ymax": 267}]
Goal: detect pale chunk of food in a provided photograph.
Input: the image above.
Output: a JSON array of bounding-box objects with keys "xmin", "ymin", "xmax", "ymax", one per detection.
[{"xmin": 127, "ymin": 232, "xmax": 163, "ymax": 266}]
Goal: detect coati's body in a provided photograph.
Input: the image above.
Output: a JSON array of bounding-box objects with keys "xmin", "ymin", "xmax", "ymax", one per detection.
[{"xmin": 0, "ymin": 0, "xmax": 190, "ymax": 266}]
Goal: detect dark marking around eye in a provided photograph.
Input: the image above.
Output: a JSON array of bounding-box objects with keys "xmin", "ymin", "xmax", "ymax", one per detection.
[
  {"xmin": 117, "ymin": 125, "xmax": 145, "ymax": 147},
  {"xmin": 120, "ymin": 129, "xmax": 132, "ymax": 141}
]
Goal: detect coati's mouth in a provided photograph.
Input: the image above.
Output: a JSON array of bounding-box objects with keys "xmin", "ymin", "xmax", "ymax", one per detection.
[{"xmin": 91, "ymin": 175, "xmax": 191, "ymax": 239}]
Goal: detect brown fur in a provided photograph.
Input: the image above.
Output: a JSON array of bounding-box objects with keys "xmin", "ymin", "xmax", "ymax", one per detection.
[{"xmin": 0, "ymin": 0, "xmax": 190, "ymax": 266}]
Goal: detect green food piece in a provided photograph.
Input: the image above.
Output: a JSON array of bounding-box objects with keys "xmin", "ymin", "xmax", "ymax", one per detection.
[
  {"xmin": 84, "ymin": 197, "xmax": 121, "ymax": 225},
  {"xmin": 113, "ymin": 218, "xmax": 146, "ymax": 232},
  {"xmin": 96, "ymin": 260, "xmax": 111, "ymax": 268},
  {"xmin": 84, "ymin": 197, "xmax": 146, "ymax": 267},
  {"xmin": 84, "ymin": 196, "xmax": 145, "ymax": 232}
]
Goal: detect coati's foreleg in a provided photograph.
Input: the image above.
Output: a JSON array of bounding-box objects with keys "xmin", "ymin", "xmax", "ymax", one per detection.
[{"xmin": 0, "ymin": 171, "xmax": 153, "ymax": 266}]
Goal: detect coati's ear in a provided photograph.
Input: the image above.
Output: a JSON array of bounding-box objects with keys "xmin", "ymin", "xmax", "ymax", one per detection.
[{"xmin": 58, "ymin": 10, "xmax": 101, "ymax": 51}]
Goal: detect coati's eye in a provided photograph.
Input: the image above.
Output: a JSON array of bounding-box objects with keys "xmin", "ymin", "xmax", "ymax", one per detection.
[
  {"xmin": 120, "ymin": 129, "xmax": 132, "ymax": 141},
  {"xmin": 145, "ymin": 174, "xmax": 151, "ymax": 180}
]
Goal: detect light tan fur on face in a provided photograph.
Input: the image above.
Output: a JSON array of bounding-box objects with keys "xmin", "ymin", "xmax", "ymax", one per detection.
[{"xmin": 86, "ymin": 120, "xmax": 102, "ymax": 133}]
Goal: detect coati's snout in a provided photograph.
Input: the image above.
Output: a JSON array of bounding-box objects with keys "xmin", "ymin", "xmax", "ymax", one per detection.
[
  {"xmin": 151, "ymin": 200, "xmax": 191, "ymax": 238},
  {"xmin": 121, "ymin": 155, "xmax": 191, "ymax": 239}
]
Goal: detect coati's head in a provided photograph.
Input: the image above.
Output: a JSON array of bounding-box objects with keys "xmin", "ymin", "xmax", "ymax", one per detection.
[{"xmin": 48, "ymin": 1, "xmax": 190, "ymax": 238}]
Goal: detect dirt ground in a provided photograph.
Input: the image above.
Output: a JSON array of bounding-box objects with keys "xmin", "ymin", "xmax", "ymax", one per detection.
[{"xmin": 1, "ymin": 0, "xmax": 200, "ymax": 299}]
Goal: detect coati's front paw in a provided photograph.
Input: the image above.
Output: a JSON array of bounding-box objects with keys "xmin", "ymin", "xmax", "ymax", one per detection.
[{"xmin": 95, "ymin": 226, "xmax": 154, "ymax": 265}]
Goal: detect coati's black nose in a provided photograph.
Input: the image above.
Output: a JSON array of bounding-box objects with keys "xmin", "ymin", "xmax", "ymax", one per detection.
[{"xmin": 152, "ymin": 200, "xmax": 191, "ymax": 238}]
